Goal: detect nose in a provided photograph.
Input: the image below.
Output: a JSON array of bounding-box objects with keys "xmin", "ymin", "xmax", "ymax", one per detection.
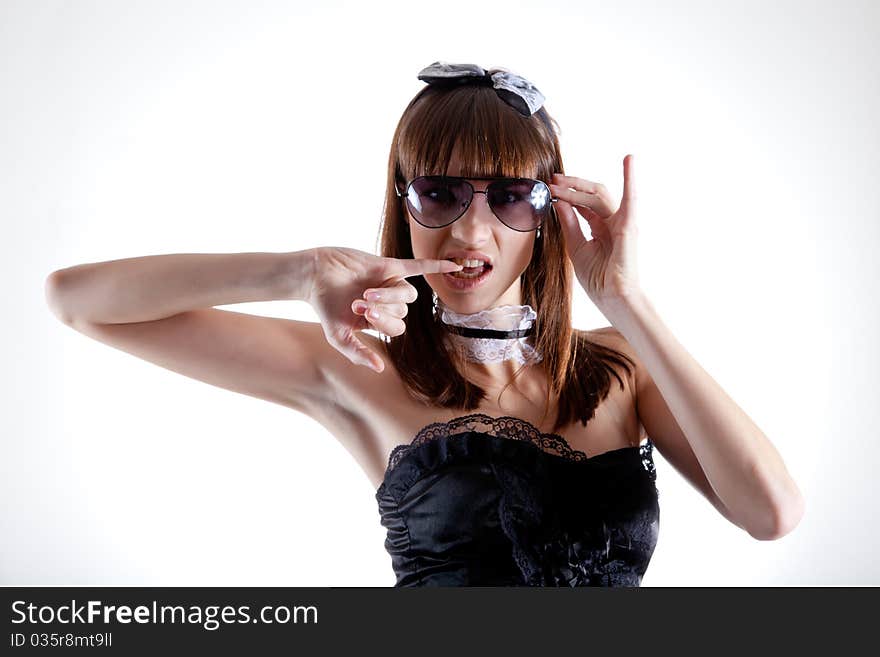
[{"xmin": 450, "ymin": 189, "xmax": 494, "ymax": 242}]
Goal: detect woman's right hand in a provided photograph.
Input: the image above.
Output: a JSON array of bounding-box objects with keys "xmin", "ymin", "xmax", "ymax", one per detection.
[{"xmin": 305, "ymin": 247, "xmax": 463, "ymax": 373}]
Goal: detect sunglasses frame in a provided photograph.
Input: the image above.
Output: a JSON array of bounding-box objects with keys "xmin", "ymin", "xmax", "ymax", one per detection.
[{"xmin": 396, "ymin": 175, "xmax": 558, "ymax": 232}]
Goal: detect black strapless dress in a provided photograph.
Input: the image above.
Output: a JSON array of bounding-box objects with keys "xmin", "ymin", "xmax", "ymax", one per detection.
[{"xmin": 375, "ymin": 413, "xmax": 660, "ymax": 586}]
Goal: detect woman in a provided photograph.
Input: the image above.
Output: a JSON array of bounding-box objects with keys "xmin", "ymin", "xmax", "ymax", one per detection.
[{"xmin": 45, "ymin": 61, "xmax": 804, "ymax": 586}]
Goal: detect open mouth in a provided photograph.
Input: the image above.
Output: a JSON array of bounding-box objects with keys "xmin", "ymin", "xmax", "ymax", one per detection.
[
  {"xmin": 445, "ymin": 257, "xmax": 493, "ymax": 279},
  {"xmin": 442, "ymin": 259, "xmax": 494, "ymax": 290}
]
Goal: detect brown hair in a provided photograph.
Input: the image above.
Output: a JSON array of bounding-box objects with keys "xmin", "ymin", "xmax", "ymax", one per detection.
[{"xmin": 375, "ymin": 81, "xmax": 634, "ymax": 434}]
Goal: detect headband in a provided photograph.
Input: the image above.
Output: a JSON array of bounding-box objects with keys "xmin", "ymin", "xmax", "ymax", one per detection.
[{"xmin": 416, "ymin": 61, "xmax": 546, "ymax": 117}]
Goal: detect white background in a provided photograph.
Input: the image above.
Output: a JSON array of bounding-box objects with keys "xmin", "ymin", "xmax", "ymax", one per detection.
[{"xmin": 2, "ymin": 0, "xmax": 878, "ymax": 585}]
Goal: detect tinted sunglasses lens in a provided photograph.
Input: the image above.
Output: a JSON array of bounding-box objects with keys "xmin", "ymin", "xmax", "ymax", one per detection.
[
  {"xmin": 406, "ymin": 177, "xmax": 470, "ymax": 227},
  {"xmin": 489, "ymin": 179, "xmax": 552, "ymax": 231}
]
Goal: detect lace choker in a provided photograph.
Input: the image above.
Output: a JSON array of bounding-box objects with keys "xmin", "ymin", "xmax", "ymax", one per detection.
[{"xmin": 434, "ymin": 294, "xmax": 543, "ymax": 366}]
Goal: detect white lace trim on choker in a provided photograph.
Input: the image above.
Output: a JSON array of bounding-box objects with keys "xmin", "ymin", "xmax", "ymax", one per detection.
[{"xmin": 436, "ymin": 297, "xmax": 543, "ymax": 366}]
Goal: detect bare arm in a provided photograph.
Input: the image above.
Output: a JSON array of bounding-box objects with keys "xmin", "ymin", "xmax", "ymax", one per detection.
[
  {"xmin": 45, "ymin": 250, "xmax": 317, "ymax": 324},
  {"xmin": 42, "ymin": 249, "xmax": 340, "ymax": 414},
  {"xmin": 602, "ymin": 293, "xmax": 805, "ymax": 541},
  {"xmin": 43, "ymin": 247, "xmax": 465, "ymax": 483}
]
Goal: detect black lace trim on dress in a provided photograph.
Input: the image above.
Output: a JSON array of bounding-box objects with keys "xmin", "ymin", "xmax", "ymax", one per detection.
[{"xmin": 386, "ymin": 412, "xmax": 655, "ymax": 481}]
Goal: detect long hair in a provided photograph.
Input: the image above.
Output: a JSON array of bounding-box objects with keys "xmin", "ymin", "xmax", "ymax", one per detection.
[{"xmin": 375, "ymin": 80, "xmax": 634, "ymax": 434}]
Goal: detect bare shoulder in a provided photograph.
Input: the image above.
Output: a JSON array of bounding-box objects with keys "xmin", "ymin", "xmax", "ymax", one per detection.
[{"xmin": 584, "ymin": 325, "xmax": 624, "ymax": 345}]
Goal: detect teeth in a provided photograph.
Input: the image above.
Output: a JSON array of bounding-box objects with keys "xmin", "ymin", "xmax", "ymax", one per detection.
[
  {"xmin": 450, "ymin": 269, "xmax": 486, "ymax": 279},
  {"xmin": 449, "ymin": 257, "xmax": 487, "ymax": 268}
]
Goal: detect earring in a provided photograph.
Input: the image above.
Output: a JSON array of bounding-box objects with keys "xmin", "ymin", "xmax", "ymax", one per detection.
[{"xmin": 536, "ymin": 226, "xmax": 542, "ymax": 239}]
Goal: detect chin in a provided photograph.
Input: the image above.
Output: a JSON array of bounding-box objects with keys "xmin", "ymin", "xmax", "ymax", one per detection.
[{"xmin": 437, "ymin": 291, "xmax": 508, "ymax": 314}]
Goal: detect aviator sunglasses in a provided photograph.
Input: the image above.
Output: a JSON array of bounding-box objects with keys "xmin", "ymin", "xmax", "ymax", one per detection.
[{"xmin": 396, "ymin": 176, "xmax": 558, "ymax": 232}]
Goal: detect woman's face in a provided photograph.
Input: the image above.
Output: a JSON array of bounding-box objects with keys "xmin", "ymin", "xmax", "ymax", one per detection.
[{"xmin": 406, "ymin": 154, "xmax": 537, "ymax": 314}]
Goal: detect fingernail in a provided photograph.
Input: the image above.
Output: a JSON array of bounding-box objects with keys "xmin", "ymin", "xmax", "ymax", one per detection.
[
  {"xmin": 368, "ymin": 308, "xmax": 380, "ymax": 319},
  {"xmin": 365, "ymin": 291, "xmax": 380, "ymax": 301},
  {"xmin": 353, "ymin": 301, "xmax": 367, "ymax": 312}
]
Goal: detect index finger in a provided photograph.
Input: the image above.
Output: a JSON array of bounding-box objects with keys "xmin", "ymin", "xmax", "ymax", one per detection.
[{"xmin": 386, "ymin": 257, "xmax": 463, "ymax": 279}]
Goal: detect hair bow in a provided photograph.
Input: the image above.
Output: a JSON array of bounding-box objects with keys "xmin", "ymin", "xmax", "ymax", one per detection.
[{"xmin": 416, "ymin": 61, "xmax": 546, "ymax": 117}]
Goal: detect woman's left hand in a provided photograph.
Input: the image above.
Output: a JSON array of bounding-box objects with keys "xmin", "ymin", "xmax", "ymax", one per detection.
[{"xmin": 550, "ymin": 154, "xmax": 642, "ymax": 309}]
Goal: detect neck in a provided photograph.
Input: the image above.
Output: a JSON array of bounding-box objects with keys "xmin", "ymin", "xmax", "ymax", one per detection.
[
  {"xmin": 435, "ymin": 294, "xmax": 542, "ymax": 389},
  {"xmin": 457, "ymin": 354, "xmax": 533, "ymax": 387}
]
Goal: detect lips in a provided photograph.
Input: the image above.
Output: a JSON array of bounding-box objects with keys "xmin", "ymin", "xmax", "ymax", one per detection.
[{"xmin": 442, "ymin": 264, "xmax": 494, "ymax": 290}]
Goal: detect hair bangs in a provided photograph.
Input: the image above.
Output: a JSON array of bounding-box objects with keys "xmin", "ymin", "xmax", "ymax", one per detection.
[{"xmin": 396, "ymin": 85, "xmax": 557, "ymax": 185}]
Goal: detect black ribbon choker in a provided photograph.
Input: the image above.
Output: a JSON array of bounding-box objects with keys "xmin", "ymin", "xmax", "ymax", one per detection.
[{"xmin": 442, "ymin": 325, "xmax": 535, "ymax": 339}]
